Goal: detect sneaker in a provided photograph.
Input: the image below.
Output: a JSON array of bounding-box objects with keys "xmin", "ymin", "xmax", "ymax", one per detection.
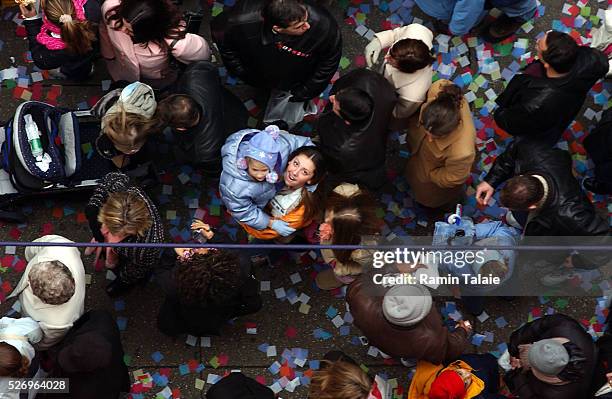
[
  {"xmin": 484, "ymin": 14, "xmax": 524, "ymax": 43},
  {"xmin": 540, "ymin": 269, "xmax": 578, "ymax": 287},
  {"xmin": 400, "ymin": 358, "xmax": 417, "ymax": 368}
]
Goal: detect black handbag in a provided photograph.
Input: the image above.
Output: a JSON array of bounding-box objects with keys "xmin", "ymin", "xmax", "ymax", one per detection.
[{"xmin": 206, "ymin": 373, "xmax": 274, "ymax": 399}]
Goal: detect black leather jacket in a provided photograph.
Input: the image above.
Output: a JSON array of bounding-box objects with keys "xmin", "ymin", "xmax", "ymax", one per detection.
[
  {"xmin": 317, "ymin": 68, "xmax": 397, "ymax": 190},
  {"xmin": 494, "ymin": 46, "xmax": 608, "ymax": 146},
  {"xmin": 211, "ymin": 0, "xmax": 342, "ymax": 101},
  {"xmin": 171, "ymin": 61, "xmax": 248, "ymax": 176},
  {"xmin": 484, "ymin": 140, "xmax": 610, "ymax": 268},
  {"xmin": 505, "ymin": 314, "xmax": 597, "ymax": 399}
]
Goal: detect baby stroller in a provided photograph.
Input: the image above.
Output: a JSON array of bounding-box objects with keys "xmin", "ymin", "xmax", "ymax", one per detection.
[{"xmin": 0, "ymin": 101, "xmax": 114, "ymax": 223}]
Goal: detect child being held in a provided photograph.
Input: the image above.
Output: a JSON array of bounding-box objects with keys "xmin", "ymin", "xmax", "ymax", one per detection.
[
  {"xmin": 219, "ymin": 125, "xmax": 312, "ymax": 237},
  {"xmin": 241, "ymin": 146, "xmax": 326, "ymax": 242}
]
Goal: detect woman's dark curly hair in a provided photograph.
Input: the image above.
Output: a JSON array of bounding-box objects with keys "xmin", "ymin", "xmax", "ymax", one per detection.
[{"xmin": 176, "ymin": 251, "xmax": 243, "ymax": 306}]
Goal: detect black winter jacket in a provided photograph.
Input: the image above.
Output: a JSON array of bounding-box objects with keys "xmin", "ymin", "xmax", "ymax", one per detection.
[
  {"xmin": 23, "ymin": 0, "xmax": 101, "ymax": 80},
  {"xmin": 591, "ymin": 306, "xmax": 612, "ymax": 399},
  {"xmin": 170, "ymin": 61, "xmax": 248, "ymax": 176},
  {"xmin": 39, "ymin": 311, "xmax": 130, "ymax": 399},
  {"xmin": 317, "ymin": 68, "xmax": 397, "ymax": 190},
  {"xmin": 484, "ymin": 140, "xmax": 610, "ymax": 269},
  {"xmin": 584, "ymin": 107, "xmax": 612, "ymax": 166},
  {"xmin": 494, "ymin": 46, "xmax": 608, "ymax": 146},
  {"xmin": 505, "ymin": 314, "xmax": 597, "ymax": 399},
  {"xmin": 211, "ymin": 0, "xmax": 342, "ymax": 101}
]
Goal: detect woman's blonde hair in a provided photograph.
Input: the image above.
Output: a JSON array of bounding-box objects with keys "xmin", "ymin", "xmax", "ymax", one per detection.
[
  {"xmin": 308, "ymin": 360, "xmax": 372, "ymax": 399},
  {"xmin": 44, "ymin": 0, "xmax": 97, "ymax": 55},
  {"xmin": 98, "ymin": 192, "xmax": 152, "ymax": 237},
  {"xmin": 325, "ymin": 187, "xmax": 379, "ymax": 277},
  {"xmin": 102, "ymin": 108, "xmax": 158, "ymax": 154}
]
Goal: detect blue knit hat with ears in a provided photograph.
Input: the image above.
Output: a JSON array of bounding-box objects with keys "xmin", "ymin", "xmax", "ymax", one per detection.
[{"xmin": 237, "ymin": 125, "xmax": 281, "ymax": 183}]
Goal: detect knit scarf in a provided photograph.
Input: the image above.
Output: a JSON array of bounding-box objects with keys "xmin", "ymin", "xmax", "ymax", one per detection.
[{"xmin": 36, "ymin": 0, "xmax": 87, "ymax": 50}]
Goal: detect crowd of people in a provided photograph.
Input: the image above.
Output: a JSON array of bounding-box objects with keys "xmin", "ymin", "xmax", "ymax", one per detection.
[{"xmin": 2, "ymin": 0, "xmax": 612, "ymax": 397}]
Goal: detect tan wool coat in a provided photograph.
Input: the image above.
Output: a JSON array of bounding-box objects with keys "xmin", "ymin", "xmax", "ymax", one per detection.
[{"xmin": 404, "ymin": 79, "xmax": 476, "ymax": 208}]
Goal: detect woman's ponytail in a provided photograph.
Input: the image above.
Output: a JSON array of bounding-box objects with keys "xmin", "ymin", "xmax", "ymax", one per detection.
[
  {"xmin": 45, "ymin": 0, "xmax": 97, "ymax": 55},
  {"xmin": 420, "ymin": 82, "xmax": 464, "ymax": 137},
  {"xmin": 61, "ymin": 19, "xmax": 96, "ymax": 55}
]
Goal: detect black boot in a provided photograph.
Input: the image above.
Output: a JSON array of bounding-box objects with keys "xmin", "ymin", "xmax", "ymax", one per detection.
[
  {"xmin": 583, "ymin": 177, "xmax": 612, "ymax": 195},
  {"xmin": 483, "ymin": 14, "xmax": 524, "ymax": 43},
  {"xmin": 105, "ymin": 279, "xmax": 134, "ymax": 297}
]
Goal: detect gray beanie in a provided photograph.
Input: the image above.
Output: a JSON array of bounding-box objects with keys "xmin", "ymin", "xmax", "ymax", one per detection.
[
  {"xmin": 528, "ymin": 339, "xmax": 569, "ymax": 376},
  {"xmin": 382, "ymin": 284, "xmax": 432, "ymax": 326},
  {"xmin": 101, "ymin": 82, "xmax": 157, "ymax": 130}
]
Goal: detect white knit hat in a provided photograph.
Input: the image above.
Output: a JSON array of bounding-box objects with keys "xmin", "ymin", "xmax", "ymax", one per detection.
[{"xmin": 382, "ymin": 284, "xmax": 432, "ymax": 326}]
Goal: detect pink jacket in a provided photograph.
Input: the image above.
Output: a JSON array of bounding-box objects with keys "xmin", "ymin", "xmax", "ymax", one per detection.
[{"xmin": 99, "ymin": 0, "xmax": 211, "ymax": 84}]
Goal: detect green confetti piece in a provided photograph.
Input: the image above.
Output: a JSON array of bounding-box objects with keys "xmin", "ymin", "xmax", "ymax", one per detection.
[
  {"xmin": 474, "ymin": 75, "xmax": 486, "ymax": 87},
  {"xmin": 359, "ymin": 364, "xmax": 369, "ymax": 373},
  {"xmin": 580, "ymin": 6, "xmax": 591, "ymax": 17},
  {"xmin": 5, "ymin": 79, "xmax": 16, "ymax": 89},
  {"xmin": 209, "ymin": 204, "xmax": 221, "ymax": 216},
  {"xmin": 474, "ymin": 98, "xmax": 485, "ymax": 108},
  {"xmin": 209, "ymin": 356, "xmax": 220, "ymax": 369},
  {"xmin": 554, "ymin": 298, "xmax": 569, "ymax": 309},
  {"xmin": 375, "ymin": 207, "xmax": 385, "ymax": 218},
  {"xmin": 211, "ymin": 5, "xmax": 223, "ymax": 17},
  {"xmin": 451, "ymin": 36, "xmax": 463, "ymax": 46},
  {"xmin": 247, "ymin": 116, "xmax": 258, "ymax": 128},
  {"xmin": 590, "ymin": 16, "xmax": 601, "ymax": 25},
  {"xmin": 495, "ymin": 43, "xmax": 512, "ymax": 56},
  {"xmin": 81, "ymin": 142, "xmax": 92, "ymax": 155},
  {"xmin": 339, "ymin": 57, "xmax": 351, "ymax": 69},
  {"xmin": 123, "ymin": 354, "xmax": 132, "ymax": 366}
]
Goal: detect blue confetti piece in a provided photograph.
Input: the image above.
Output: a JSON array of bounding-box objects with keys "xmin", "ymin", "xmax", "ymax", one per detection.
[
  {"xmin": 178, "ymin": 364, "xmax": 190, "ymax": 375},
  {"xmin": 325, "ymin": 306, "xmax": 338, "ymax": 319},
  {"xmin": 116, "ymin": 317, "xmax": 127, "ymax": 331},
  {"xmin": 114, "ymin": 300, "xmax": 125, "ymax": 311},
  {"xmin": 151, "ymin": 351, "xmax": 164, "ymax": 363},
  {"xmin": 495, "ymin": 316, "xmax": 508, "ymax": 328},
  {"xmin": 268, "ymin": 361, "xmax": 281, "ymax": 374},
  {"xmin": 472, "ymin": 334, "xmax": 485, "ymax": 346},
  {"xmin": 156, "ymin": 374, "xmax": 169, "ymax": 387},
  {"xmin": 308, "ymin": 360, "xmax": 320, "ymax": 370}
]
